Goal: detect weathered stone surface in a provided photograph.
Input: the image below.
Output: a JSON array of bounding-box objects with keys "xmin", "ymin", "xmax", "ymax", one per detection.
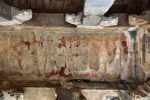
[
  {"xmin": 0, "ymin": 26, "xmax": 149, "ymax": 90},
  {"xmin": 24, "ymin": 88, "xmax": 56, "ymax": 100}
]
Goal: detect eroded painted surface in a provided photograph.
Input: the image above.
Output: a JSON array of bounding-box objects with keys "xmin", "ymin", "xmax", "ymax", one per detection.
[
  {"xmin": 136, "ymin": 29, "xmax": 150, "ymax": 82},
  {"xmin": 0, "ymin": 27, "xmax": 149, "ymax": 83}
]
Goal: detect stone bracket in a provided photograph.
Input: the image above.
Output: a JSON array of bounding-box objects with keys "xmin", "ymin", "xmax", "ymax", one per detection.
[{"xmin": 0, "ymin": 0, "xmax": 11, "ymax": 20}]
